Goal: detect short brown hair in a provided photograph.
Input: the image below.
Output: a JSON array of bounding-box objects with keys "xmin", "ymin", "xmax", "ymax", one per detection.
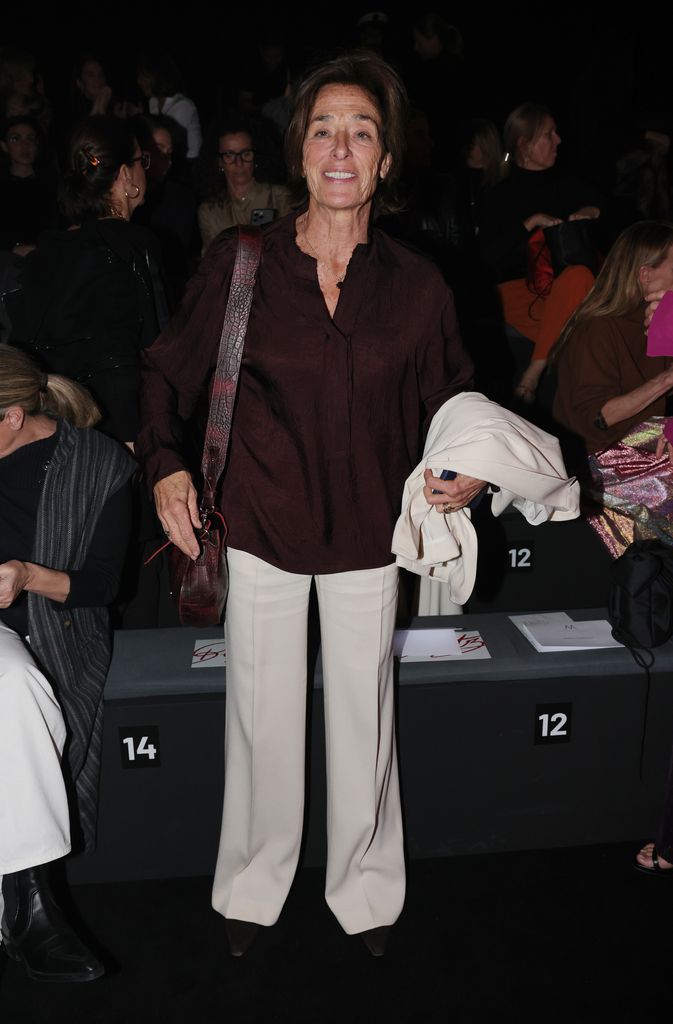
[{"xmin": 284, "ymin": 51, "xmax": 408, "ymax": 216}]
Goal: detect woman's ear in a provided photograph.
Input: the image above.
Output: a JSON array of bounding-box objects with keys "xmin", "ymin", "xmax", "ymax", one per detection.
[
  {"xmin": 3, "ymin": 406, "xmax": 26, "ymax": 432},
  {"xmin": 380, "ymin": 152, "xmax": 392, "ymax": 180},
  {"xmin": 639, "ymin": 264, "xmax": 651, "ymax": 289},
  {"xmin": 117, "ymin": 163, "xmax": 132, "ymax": 187}
]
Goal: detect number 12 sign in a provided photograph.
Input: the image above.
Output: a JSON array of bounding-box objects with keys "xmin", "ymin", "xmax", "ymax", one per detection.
[{"xmin": 534, "ymin": 703, "xmax": 572, "ymax": 745}]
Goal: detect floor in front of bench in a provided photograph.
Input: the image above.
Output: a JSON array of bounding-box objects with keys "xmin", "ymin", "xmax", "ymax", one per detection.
[{"xmin": 0, "ymin": 842, "xmax": 670, "ymax": 1023}]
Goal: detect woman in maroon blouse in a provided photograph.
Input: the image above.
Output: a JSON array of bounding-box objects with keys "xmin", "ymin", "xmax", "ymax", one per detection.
[{"xmin": 137, "ymin": 53, "xmax": 478, "ymax": 956}]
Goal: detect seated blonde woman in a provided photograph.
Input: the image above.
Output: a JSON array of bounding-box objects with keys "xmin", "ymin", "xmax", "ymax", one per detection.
[
  {"xmin": 0, "ymin": 347, "xmax": 134, "ymax": 982},
  {"xmin": 551, "ymin": 220, "xmax": 673, "ymax": 557}
]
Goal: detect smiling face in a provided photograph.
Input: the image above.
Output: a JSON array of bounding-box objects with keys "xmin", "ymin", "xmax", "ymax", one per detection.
[
  {"xmin": 301, "ymin": 83, "xmax": 391, "ymax": 214},
  {"xmin": 519, "ymin": 116, "xmax": 560, "ymax": 171}
]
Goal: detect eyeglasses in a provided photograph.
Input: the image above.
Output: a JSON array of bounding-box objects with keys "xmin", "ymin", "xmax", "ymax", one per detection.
[
  {"xmin": 218, "ymin": 149, "xmax": 254, "ymax": 164},
  {"xmin": 130, "ymin": 152, "xmax": 151, "ymax": 170}
]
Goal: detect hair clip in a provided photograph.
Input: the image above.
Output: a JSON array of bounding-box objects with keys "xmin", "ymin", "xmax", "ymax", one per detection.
[{"xmin": 79, "ymin": 147, "xmax": 101, "ymax": 175}]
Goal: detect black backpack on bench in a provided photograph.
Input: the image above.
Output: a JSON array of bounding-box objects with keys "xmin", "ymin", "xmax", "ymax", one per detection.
[{"xmin": 608, "ymin": 540, "xmax": 673, "ymax": 656}]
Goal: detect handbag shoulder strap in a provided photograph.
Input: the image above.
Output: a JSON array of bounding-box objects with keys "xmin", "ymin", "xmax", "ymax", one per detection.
[{"xmin": 200, "ymin": 225, "xmax": 262, "ymax": 510}]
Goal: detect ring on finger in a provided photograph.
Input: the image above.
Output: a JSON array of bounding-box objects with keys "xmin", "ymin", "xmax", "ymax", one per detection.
[{"xmin": 442, "ymin": 502, "xmax": 455, "ymax": 514}]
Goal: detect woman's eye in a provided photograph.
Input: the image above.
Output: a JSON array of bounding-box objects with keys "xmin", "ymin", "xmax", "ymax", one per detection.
[
  {"xmin": 313, "ymin": 129, "xmax": 329, "ymax": 138},
  {"xmin": 355, "ymin": 130, "xmax": 372, "ymax": 140}
]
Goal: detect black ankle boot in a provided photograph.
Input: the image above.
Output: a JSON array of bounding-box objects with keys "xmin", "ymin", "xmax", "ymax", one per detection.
[{"xmin": 1, "ymin": 864, "xmax": 104, "ymax": 983}]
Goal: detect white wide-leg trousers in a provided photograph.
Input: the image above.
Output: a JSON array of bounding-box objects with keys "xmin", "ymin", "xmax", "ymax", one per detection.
[
  {"xmin": 212, "ymin": 549, "xmax": 405, "ymax": 934},
  {"xmin": 0, "ymin": 622, "xmax": 71, "ymax": 922}
]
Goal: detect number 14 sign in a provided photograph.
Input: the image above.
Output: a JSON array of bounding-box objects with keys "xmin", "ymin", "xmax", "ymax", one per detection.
[{"xmin": 119, "ymin": 726, "xmax": 161, "ymax": 768}]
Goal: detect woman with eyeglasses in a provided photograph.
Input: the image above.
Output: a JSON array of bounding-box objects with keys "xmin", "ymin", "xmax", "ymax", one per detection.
[
  {"xmin": 197, "ymin": 121, "xmax": 291, "ymax": 252},
  {"xmin": 5, "ymin": 116, "xmax": 171, "ymax": 627}
]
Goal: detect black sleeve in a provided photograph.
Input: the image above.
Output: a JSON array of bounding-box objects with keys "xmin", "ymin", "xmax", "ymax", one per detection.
[{"xmin": 63, "ymin": 480, "xmax": 133, "ymax": 608}]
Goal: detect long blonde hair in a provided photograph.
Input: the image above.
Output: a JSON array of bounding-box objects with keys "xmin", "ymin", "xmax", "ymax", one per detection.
[
  {"xmin": 550, "ymin": 220, "xmax": 673, "ymax": 363},
  {"xmin": 0, "ymin": 345, "xmax": 100, "ymax": 427}
]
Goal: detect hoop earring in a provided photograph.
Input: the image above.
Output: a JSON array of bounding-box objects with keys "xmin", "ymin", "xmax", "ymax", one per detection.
[{"xmin": 125, "ymin": 184, "xmax": 141, "ymax": 200}]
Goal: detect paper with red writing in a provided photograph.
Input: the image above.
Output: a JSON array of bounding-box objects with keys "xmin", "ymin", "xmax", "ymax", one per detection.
[
  {"xmin": 647, "ymin": 290, "xmax": 673, "ymax": 356},
  {"xmin": 191, "ymin": 638, "xmax": 227, "ymax": 668},
  {"xmin": 393, "ymin": 628, "xmax": 490, "ymax": 661}
]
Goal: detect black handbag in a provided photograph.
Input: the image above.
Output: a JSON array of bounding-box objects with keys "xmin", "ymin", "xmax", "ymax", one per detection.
[
  {"xmin": 543, "ymin": 220, "xmax": 597, "ymax": 276},
  {"xmin": 608, "ymin": 539, "xmax": 673, "ymax": 655}
]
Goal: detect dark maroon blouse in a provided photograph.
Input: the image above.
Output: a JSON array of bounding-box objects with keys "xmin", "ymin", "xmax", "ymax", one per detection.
[{"xmin": 137, "ymin": 209, "xmax": 474, "ymax": 574}]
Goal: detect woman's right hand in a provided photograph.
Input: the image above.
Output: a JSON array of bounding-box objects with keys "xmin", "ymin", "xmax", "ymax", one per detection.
[
  {"xmin": 644, "ymin": 289, "xmax": 671, "ymax": 329},
  {"xmin": 523, "ymin": 213, "xmax": 563, "ymax": 231},
  {"xmin": 153, "ymin": 471, "xmax": 201, "ymax": 560}
]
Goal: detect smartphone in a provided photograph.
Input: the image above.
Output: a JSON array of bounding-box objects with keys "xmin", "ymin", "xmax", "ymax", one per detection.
[
  {"xmin": 433, "ymin": 469, "xmax": 486, "ymax": 509},
  {"xmin": 251, "ymin": 208, "xmax": 276, "ymax": 226}
]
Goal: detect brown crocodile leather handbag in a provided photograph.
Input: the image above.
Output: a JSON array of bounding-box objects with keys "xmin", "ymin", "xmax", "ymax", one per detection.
[{"xmin": 170, "ymin": 226, "xmax": 262, "ymax": 626}]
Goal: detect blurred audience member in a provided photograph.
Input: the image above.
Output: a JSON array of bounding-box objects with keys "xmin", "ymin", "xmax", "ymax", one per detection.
[
  {"xmin": 614, "ymin": 114, "xmax": 672, "ymax": 221},
  {"xmin": 131, "ymin": 114, "xmax": 199, "ymax": 299},
  {"xmin": 197, "ymin": 118, "xmax": 291, "ymax": 252},
  {"xmin": 0, "ymin": 46, "xmax": 51, "ymax": 131},
  {"xmin": 479, "ymin": 102, "xmax": 600, "ymax": 403},
  {"xmin": 137, "ymin": 53, "xmax": 202, "ymax": 160},
  {"xmin": 0, "ymin": 115, "xmax": 57, "ymax": 257},
  {"xmin": 72, "ymin": 56, "xmax": 113, "ymax": 119}
]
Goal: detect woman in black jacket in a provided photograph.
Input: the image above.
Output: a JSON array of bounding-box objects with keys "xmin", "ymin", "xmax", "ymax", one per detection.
[
  {"xmin": 6, "ymin": 115, "xmax": 169, "ymax": 446},
  {"xmin": 5, "ymin": 117, "xmax": 170, "ymax": 626}
]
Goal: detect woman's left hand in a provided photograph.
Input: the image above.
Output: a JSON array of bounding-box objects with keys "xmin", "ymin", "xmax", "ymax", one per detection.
[
  {"xmin": 568, "ymin": 206, "xmax": 600, "ymax": 221},
  {"xmin": 0, "ymin": 560, "xmax": 30, "ymax": 609},
  {"xmin": 423, "ymin": 469, "xmax": 487, "ymax": 513}
]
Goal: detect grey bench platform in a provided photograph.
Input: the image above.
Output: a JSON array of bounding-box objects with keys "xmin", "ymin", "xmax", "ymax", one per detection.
[{"xmin": 66, "ymin": 610, "xmax": 673, "ymax": 884}]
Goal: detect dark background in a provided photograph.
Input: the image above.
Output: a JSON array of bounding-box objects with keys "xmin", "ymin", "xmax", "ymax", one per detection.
[{"xmin": 4, "ymin": 4, "xmax": 666, "ymax": 166}]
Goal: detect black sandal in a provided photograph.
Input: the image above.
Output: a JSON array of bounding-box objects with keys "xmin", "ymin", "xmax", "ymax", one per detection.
[{"xmin": 633, "ymin": 844, "xmax": 673, "ymax": 877}]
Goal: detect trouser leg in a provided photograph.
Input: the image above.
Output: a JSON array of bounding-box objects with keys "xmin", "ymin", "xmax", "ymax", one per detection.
[
  {"xmin": 0, "ymin": 622, "xmax": 71, "ymax": 923},
  {"xmin": 316, "ymin": 563, "xmax": 405, "ymax": 934},
  {"xmin": 212, "ymin": 549, "xmax": 312, "ymax": 926}
]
